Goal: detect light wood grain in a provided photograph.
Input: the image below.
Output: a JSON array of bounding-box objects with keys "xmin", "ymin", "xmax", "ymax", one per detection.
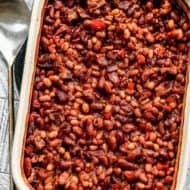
[
  {"xmin": 0, "ymin": 173, "xmax": 9, "ymax": 189},
  {"xmin": 0, "ymin": 1, "xmax": 32, "ymax": 189}
]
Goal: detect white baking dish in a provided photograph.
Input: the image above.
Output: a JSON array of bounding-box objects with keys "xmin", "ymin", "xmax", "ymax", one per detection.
[
  {"xmin": 12, "ymin": 0, "xmax": 190, "ymax": 189},
  {"xmin": 12, "ymin": 0, "xmax": 46, "ymax": 189}
]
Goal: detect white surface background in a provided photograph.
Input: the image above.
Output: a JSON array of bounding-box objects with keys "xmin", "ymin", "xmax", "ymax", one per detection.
[{"xmin": 0, "ymin": 0, "xmax": 190, "ymax": 189}]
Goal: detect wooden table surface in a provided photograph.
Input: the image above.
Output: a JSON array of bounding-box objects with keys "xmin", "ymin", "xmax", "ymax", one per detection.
[
  {"xmin": 0, "ymin": 1, "xmax": 32, "ymax": 189},
  {"xmin": 0, "ymin": 1, "xmax": 190, "ymax": 189}
]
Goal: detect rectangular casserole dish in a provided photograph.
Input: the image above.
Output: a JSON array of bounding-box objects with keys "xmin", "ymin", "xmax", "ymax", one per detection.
[{"xmin": 12, "ymin": 0, "xmax": 190, "ymax": 189}]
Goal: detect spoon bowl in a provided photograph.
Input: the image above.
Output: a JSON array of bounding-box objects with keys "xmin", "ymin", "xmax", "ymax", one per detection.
[{"xmin": 0, "ymin": 1, "xmax": 30, "ymax": 64}]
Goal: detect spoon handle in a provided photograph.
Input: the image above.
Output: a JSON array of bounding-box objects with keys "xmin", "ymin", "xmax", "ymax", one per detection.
[{"xmin": 8, "ymin": 65, "xmax": 15, "ymax": 190}]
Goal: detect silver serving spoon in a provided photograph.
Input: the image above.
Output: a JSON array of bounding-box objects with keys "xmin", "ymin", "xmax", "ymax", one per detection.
[{"xmin": 0, "ymin": 0, "xmax": 30, "ymax": 189}]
